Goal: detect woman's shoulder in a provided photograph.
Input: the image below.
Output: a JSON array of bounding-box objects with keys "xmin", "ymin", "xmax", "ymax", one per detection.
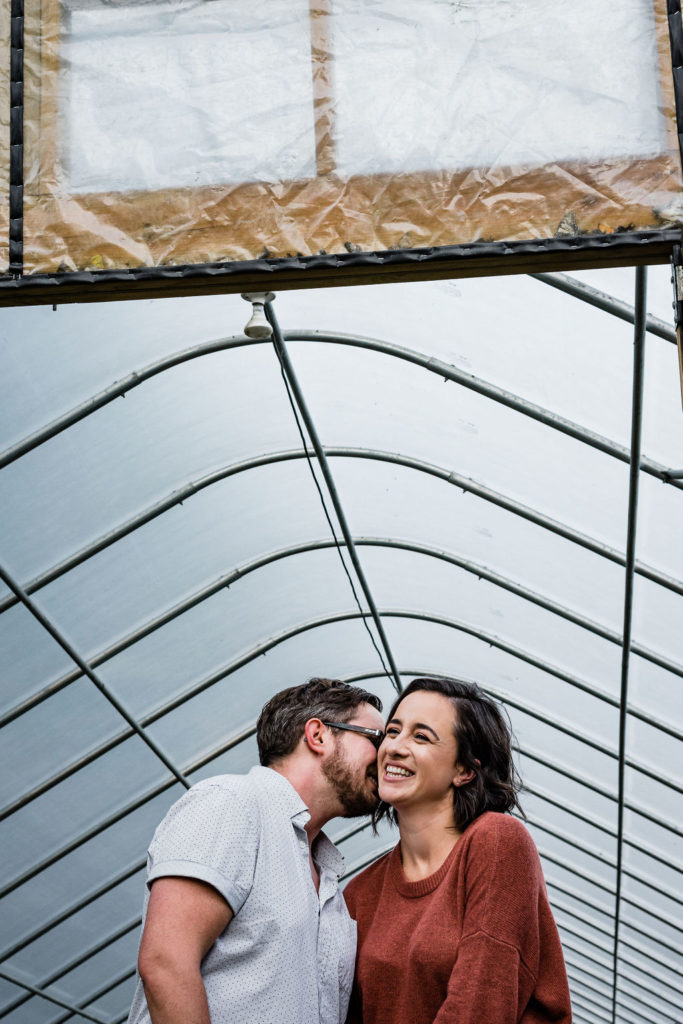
[{"xmin": 464, "ymin": 812, "xmax": 539, "ymax": 862}]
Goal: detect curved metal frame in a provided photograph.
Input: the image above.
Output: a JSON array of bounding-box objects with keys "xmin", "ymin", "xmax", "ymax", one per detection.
[
  {"xmin": 1, "ymin": 280, "xmax": 682, "ymax": 1023},
  {"xmin": 1, "ymin": 328, "xmax": 681, "ymax": 494}
]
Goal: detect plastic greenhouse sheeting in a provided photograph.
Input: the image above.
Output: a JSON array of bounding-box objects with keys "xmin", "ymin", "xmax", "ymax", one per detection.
[
  {"xmin": 12, "ymin": 0, "xmax": 683, "ymax": 274},
  {"xmin": 0, "ymin": 265, "xmax": 682, "ymax": 1024}
]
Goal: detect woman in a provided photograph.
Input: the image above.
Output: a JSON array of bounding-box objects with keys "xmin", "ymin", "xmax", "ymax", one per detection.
[{"xmin": 344, "ymin": 677, "xmax": 571, "ymax": 1024}]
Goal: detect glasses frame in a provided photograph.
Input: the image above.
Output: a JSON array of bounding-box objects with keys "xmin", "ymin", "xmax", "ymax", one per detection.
[{"xmin": 321, "ymin": 721, "xmax": 385, "ymax": 749}]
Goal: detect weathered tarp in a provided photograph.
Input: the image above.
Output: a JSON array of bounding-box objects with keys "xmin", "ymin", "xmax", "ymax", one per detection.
[{"xmin": 13, "ymin": 0, "xmax": 683, "ymax": 274}]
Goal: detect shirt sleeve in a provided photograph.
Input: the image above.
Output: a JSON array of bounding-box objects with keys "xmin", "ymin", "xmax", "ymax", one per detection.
[
  {"xmin": 432, "ymin": 815, "xmax": 548, "ymax": 1024},
  {"xmin": 146, "ymin": 778, "xmax": 259, "ymax": 915}
]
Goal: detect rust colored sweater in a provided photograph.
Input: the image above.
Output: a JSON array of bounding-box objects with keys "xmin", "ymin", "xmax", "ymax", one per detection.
[{"xmin": 343, "ymin": 812, "xmax": 571, "ymax": 1024}]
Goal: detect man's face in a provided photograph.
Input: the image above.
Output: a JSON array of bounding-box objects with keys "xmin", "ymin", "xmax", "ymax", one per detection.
[{"xmin": 322, "ymin": 702, "xmax": 385, "ymax": 817}]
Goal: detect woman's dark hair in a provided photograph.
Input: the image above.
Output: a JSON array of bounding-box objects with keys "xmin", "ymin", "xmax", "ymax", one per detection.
[{"xmin": 373, "ymin": 676, "xmax": 524, "ymax": 833}]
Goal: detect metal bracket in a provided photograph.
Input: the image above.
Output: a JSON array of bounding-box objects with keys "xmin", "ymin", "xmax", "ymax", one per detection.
[{"xmin": 671, "ymin": 242, "xmax": 683, "ymax": 409}]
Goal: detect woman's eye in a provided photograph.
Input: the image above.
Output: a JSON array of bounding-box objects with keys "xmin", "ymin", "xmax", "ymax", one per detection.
[
  {"xmin": 414, "ymin": 733, "xmax": 430, "ymax": 742},
  {"xmin": 385, "ymin": 727, "xmax": 399, "ymax": 736}
]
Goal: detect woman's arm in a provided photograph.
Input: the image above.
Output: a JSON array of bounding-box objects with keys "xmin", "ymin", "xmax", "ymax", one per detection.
[{"xmin": 432, "ymin": 816, "xmax": 570, "ymax": 1024}]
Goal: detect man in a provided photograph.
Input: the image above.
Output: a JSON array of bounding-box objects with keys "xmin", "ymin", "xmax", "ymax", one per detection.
[{"xmin": 127, "ymin": 677, "xmax": 384, "ymax": 1024}]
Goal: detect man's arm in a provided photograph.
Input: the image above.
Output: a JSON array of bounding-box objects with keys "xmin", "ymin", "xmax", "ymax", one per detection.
[{"xmin": 138, "ymin": 877, "xmax": 234, "ymax": 1024}]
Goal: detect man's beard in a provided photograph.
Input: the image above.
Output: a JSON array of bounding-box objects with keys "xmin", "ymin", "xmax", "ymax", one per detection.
[{"xmin": 322, "ymin": 748, "xmax": 379, "ymax": 817}]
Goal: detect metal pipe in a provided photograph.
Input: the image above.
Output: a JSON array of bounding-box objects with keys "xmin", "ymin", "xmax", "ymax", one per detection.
[
  {"xmin": 266, "ymin": 302, "xmax": 402, "ymax": 691},
  {"xmin": 0, "ymin": 561, "xmax": 191, "ymax": 791},
  {"xmin": 2, "ymin": 447, "xmax": 681, "ymax": 628},
  {"xmin": 611, "ymin": 266, "xmax": 647, "ymax": 1024},
  {"xmin": 2, "ymin": 329, "xmax": 681, "ymax": 495},
  {"xmin": 0, "ymin": 722, "xmax": 256, "ymax": 899},
  {"xmin": 1, "ymin": 918, "xmax": 140, "ymax": 1019},
  {"xmin": 286, "ymin": 331, "xmax": 682, "ymax": 490},
  {"xmin": 6, "ymin": 530, "xmax": 683, "ymax": 764},
  {"xmin": 530, "ymin": 272, "xmax": 676, "ymax": 345},
  {"xmin": 49, "ymin": 967, "xmax": 136, "ymax": 1024},
  {"xmin": 0, "ymin": 968, "xmax": 109, "ymax": 1024}
]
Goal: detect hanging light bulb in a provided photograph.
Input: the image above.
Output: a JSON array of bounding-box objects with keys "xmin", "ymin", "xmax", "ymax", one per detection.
[{"xmin": 241, "ymin": 292, "xmax": 275, "ymax": 338}]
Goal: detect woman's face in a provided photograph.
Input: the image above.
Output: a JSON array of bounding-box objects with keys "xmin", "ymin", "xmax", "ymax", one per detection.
[{"xmin": 377, "ymin": 690, "xmax": 470, "ymax": 810}]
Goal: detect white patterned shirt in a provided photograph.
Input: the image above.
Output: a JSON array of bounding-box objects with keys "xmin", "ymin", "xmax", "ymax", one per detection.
[{"xmin": 128, "ymin": 766, "xmax": 356, "ymax": 1024}]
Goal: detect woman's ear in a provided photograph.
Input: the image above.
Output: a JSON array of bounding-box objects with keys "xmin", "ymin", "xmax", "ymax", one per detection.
[{"xmin": 452, "ymin": 763, "xmax": 476, "ymax": 787}]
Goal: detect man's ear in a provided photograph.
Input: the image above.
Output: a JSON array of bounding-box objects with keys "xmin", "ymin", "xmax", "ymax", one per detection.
[
  {"xmin": 303, "ymin": 718, "xmax": 326, "ymax": 756},
  {"xmin": 452, "ymin": 763, "xmax": 476, "ymax": 787}
]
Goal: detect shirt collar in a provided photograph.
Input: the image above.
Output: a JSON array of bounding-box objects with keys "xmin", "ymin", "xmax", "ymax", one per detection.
[{"xmin": 248, "ymin": 766, "xmax": 345, "ymax": 877}]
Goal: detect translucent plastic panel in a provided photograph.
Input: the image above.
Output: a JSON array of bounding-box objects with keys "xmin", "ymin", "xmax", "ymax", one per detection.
[
  {"xmin": 95, "ymin": 546, "xmax": 382, "ymax": 718},
  {"xmin": 19, "ymin": 0, "xmax": 683, "ymax": 273},
  {"xmin": 1, "ymin": 735, "xmax": 170, "ymax": 890},
  {"xmin": 317, "ymin": 457, "xmax": 628, "ymax": 632},
  {"xmin": 30, "ymin": 459, "xmax": 340, "ymax": 655},
  {"xmin": 0, "ymin": 603, "xmax": 74, "ymax": 713},
  {"xmin": 333, "ymin": 0, "xmax": 665, "ymax": 172},
  {"xmin": 285, "ymin": 340, "xmax": 634, "ymax": 547},
  {"xmin": 275, "ymin": 273, "xmax": 637, "ymax": 449},
  {"xmin": 63, "ymin": 0, "xmax": 316, "ymax": 193},
  {"xmin": 0, "ymin": 294, "xmax": 261, "ymax": 446},
  {"xmin": 0, "ymin": 344, "xmax": 303, "ymax": 581},
  {"xmin": 5, "ymin": 868, "xmax": 145, "ymax": 987},
  {"xmin": 0, "ymin": 677, "xmax": 131, "ymax": 809},
  {"xmin": 635, "ymin": 472, "xmax": 683, "ymax": 582},
  {"xmin": 354, "ymin": 544, "xmax": 624, "ymax": 701}
]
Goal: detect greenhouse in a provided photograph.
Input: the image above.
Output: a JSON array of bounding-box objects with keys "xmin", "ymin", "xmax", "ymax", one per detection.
[{"xmin": 1, "ymin": 2, "xmax": 682, "ymax": 1023}]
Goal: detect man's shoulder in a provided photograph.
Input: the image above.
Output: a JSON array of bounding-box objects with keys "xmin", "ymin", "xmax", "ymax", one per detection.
[{"xmin": 156, "ymin": 772, "xmax": 260, "ymax": 835}]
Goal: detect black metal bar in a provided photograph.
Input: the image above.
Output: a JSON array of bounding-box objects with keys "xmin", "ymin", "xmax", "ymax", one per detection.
[
  {"xmin": 6, "ymin": 533, "xmax": 683, "ymax": 814},
  {"xmin": 49, "ymin": 967, "xmax": 136, "ymax": 1024},
  {"xmin": 0, "ymin": 722, "xmax": 256, "ymax": 900},
  {"xmin": 3, "ymin": 447, "xmax": 680, "ymax": 630},
  {"xmin": 8, "ymin": 0, "xmax": 23, "ymax": 276},
  {"xmin": 0, "ymin": 562, "xmax": 191, "ymax": 790},
  {"xmin": 530, "ymin": 272, "xmax": 676, "ymax": 345},
  {"xmin": 0, "ymin": 861, "xmax": 146, "ymax": 962},
  {"xmin": 1, "ymin": 330, "xmax": 681, "ymax": 495},
  {"xmin": 0, "ymin": 968, "xmax": 109, "ymax": 1024},
  {"xmin": 0, "ymin": 918, "xmax": 140, "ymax": 1019},
  {"xmin": 266, "ymin": 302, "xmax": 402, "ymax": 691},
  {"xmin": 0, "ymin": 230, "xmax": 678, "ymax": 308},
  {"xmin": 611, "ymin": 266, "xmax": 647, "ymax": 1024}
]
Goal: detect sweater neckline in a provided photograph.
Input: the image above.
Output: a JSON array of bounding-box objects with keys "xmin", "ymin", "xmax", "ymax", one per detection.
[{"xmin": 389, "ymin": 835, "xmax": 462, "ymax": 898}]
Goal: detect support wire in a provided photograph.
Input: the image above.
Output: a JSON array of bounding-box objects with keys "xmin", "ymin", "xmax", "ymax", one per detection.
[{"xmin": 266, "ymin": 300, "xmax": 402, "ymax": 692}]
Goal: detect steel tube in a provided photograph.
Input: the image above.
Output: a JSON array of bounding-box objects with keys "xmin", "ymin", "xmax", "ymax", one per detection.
[
  {"xmin": 2, "ymin": 329, "xmax": 681, "ymax": 495},
  {"xmin": 0, "ymin": 561, "xmax": 191, "ymax": 791},
  {"xmin": 530, "ymin": 271, "xmax": 676, "ymax": 345},
  {"xmin": 0, "ymin": 968, "xmax": 109, "ymax": 1024},
  {"xmin": 611, "ymin": 266, "xmax": 647, "ymax": 1024}
]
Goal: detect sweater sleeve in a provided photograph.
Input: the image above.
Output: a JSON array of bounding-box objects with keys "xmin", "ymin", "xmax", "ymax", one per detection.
[{"xmin": 433, "ymin": 815, "xmax": 563, "ymax": 1024}]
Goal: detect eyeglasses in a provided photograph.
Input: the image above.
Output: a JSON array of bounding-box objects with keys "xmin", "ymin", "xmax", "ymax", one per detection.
[{"xmin": 322, "ymin": 721, "xmax": 385, "ymax": 750}]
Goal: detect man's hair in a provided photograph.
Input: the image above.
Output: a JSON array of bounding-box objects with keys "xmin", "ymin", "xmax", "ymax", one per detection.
[
  {"xmin": 373, "ymin": 676, "xmax": 523, "ymax": 832},
  {"xmin": 257, "ymin": 677, "xmax": 383, "ymax": 766}
]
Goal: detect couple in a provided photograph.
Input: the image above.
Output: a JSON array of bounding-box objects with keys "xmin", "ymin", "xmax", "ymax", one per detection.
[{"xmin": 128, "ymin": 676, "xmax": 571, "ymax": 1024}]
